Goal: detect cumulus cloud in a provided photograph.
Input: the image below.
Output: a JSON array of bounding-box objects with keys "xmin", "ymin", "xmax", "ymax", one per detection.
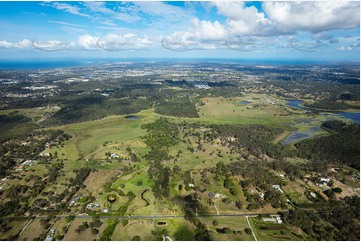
[
  {"xmin": 263, "ymin": 1, "xmax": 360, "ymax": 33},
  {"xmin": 161, "ymin": 18, "xmax": 229, "ymax": 51},
  {"xmin": 0, "ymin": 39, "xmax": 31, "ymax": 48},
  {"xmin": 78, "ymin": 34, "xmax": 99, "ymax": 50},
  {"xmin": 97, "ymin": 33, "xmax": 155, "ymax": 51},
  {"xmin": 212, "ymin": 1, "xmax": 289, "ymax": 36},
  {"xmin": 189, "ymin": 18, "xmax": 227, "ymax": 40},
  {"xmin": 0, "ymin": 34, "xmax": 157, "ymax": 52}
]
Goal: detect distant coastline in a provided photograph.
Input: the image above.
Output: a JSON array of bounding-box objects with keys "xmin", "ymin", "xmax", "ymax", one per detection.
[{"xmin": 0, "ymin": 58, "xmax": 359, "ymax": 70}]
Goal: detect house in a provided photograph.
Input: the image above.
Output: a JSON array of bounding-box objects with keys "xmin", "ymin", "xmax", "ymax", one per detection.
[
  {"xmin": 262, "ymin": 215, "xmax": 283, "ymax": 224},
  {"xmin": 320, "ymin": 178, "xmax": 330, "ymax": 183},
  {"xmin": 44, "ymin": 229, "xmax": 55, "ymax": 241},
  {"xmin": 23, "ymin": 160, "xmax": 35, "ymax": 166},
  {"xmin": 110, "ymin": 153, "xmax": 119, "ymax": 158},
  {"xmin": 272, "ymin": 185, "xmax": 284, "ymax": 193},
  {"xmin": 102, "ymin": 208, "xmax": 109, "ymax": 213},
  {"xmin": 262, "ymin": 217, "xmax": 277, "ymax": 223},
  {"xmin": 86, "ymin": 203, "xmax": 100, "ymax": 209},
  {"xmin": 214, "ymin": 193, "xmax": 227, "ymax": 199},
  {"xmin": 188, "ymin": 183, "xmax": 194, "ymax": 188},
  {"xmin": 274, "ymin": 215, "xmax": 283, "ymax": 224},
  {"xmin": 310, "ymin": 192, "xmax": 317, "ymax": 198}
]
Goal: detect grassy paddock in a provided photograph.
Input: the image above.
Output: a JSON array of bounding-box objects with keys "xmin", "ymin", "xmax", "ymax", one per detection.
[
  {"xmin": 201, "ymin": 216, "xmax": 255, "ymax": 241},
  {"xmin": 42, "ymin": 110, "xmax": 159, "ymax": 161},
  {"xmin": 249, "ymin": 217, "xmax": 307, "ymax": 241}
]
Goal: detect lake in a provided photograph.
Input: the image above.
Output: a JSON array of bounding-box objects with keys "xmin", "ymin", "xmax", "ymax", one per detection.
[
  {"xmin": 281, "ymin": 99, "xmax": 360, "ymax": 145},
  {"xmin": 285, "ymin": 99, "xmax": 360, "ymax": 124}
]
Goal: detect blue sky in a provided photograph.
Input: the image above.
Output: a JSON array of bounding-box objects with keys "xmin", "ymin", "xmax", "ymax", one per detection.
[{"xmin": 0, "ymin": 1, "xmax": 359, "ymax": 61}]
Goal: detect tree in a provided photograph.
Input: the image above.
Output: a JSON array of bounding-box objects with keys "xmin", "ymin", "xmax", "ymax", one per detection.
[
  {"xmin": 91, "ymin": 228, "xmax": 99, "ymax": 235},
  {"xmin": 132, "ymin": 236, "xmax": 141, "ymax": 241},
  {"xmin": 332, "ymin": 187, "xmax": 342, "ymax": 193},
  {"xmin": 162, "ymin": 229, "xmax": 169, "ymax": 236},
  {"xmin": 235, "ymin": 200, "xmax": 243, "ymax": 209},
  {"xmin": 244, "ymin": 228, "xmax": 252, "ymax": 235}
]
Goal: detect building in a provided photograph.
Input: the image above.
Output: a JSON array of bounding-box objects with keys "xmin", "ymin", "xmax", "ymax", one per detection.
[
  {"xmin": 102, "ymin": 208, "xmax": 109, "ymax": 213},
  {"xmin": 272, "ymin": 185, "xmax": 284, "ymax": 193},
  {"xmin": 110, "ymin": 153, "xmax": 119, "ymax": 158}
]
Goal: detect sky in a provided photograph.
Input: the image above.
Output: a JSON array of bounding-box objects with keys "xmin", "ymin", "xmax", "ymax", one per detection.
[{"xmin": 0, "ymin": 1, "xmax": 360, "ymax": 61}]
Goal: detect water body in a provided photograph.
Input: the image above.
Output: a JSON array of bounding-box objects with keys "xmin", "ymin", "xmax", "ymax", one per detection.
[
  {"xmin": 336, "ymin": 112, "xmax": 360, "ymax": 124},
  {"xmin": 280, "ymin": 131, "xmax": 312, "ymax": 145},
  {"xmin": 239, "ymin": 101, "xmax": 252, "ymax": 105},
  {"xmin": 285, "ymin": 99, "xmax": 360, "ymax": 124},
  {"xmin": 124, "ymin": 115, "xmax": 140, "ymax": 120},
  {"xmin": 285, "ymin": 100, "xmax": 305, "ymax": 109},
  {"xmin": 0, "ymin": 59, "xmax": 100, "ymax": 70},
  {"xmin": 281, "ymin": 99, "xmax": 360, "ymax": 145}
]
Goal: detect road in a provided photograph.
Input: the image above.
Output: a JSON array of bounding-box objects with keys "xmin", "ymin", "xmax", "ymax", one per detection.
[
  {"xmin": 18, "ymin": 219, "xmax": 32, "ymax": 235},
  {"xmin": 246, "ymin": 216, "xmax": 258, "ymax": 241},
  {"xmin": 9, "ymin": 212, "xmax": 281, "ymax": 221}
]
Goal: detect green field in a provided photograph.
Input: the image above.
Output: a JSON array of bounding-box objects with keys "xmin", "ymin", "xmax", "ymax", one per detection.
[
  {"xmin": 111, "ymin": 218, "xmax": 196, "ymax": 241},
  {"xmin": 44, "ymin": 109, "xmax": 160, "ymax": 162},
  {"xmin": 249, "ymin": 217, "xmax": 308, "ymax": 241}
]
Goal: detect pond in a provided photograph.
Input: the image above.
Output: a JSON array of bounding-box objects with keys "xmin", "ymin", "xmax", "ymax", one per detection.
[
  {"xmin": 239, "ymin": 101, "xmax": 252, "ymax": 105},
  {"xmin": 285, "ymin": 99, "xmax": 304, "ymax": 109},
  {"xmin": 280, "ymin": 128, "xmax": 320, "ymax": 145},
  {"xmin": 124, "ymin": 115, "xmax": 140, "ymax": 120}
]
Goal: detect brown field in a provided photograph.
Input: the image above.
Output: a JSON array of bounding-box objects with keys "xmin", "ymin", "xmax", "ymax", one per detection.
[
  {"xmin": 18, "ymin": 219, "xmax": 45, "ymax": 241},
  {"xmin": 83, "ymin": 170, "xmax": 121, "ymax": 196},
  {"xmin": 0, "ymin": 219, "xmax": 29, "ymax": 240},
  {"xmin": 64, "ymin": 218, "xmax": 107, "ymax": 241},
  {"xmin": 51, "ymin": 218, "xmax": 70, "ymax": 240},
  {"xmin": 333, "ymin": 179, "xmax": 360, "ymax": 199}
]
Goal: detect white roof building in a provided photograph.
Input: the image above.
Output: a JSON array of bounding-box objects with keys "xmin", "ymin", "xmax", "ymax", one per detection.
[{"xmin": 272, "ymin": 185, "xmax": 284, "ymax": 193}]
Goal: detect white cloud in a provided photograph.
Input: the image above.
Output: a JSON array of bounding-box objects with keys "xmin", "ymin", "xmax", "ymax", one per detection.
[
  {"xmin": 77, "ymin": 34, "xmax": 99, "ymax": 50},
  {"xmin": 161, "ymin": 18, "xmax": 229, "ymax": 51},
  {"xmin": 48, "ymin": 21, "xmax": 86, "ymax": 28},
  {"xmin": 134, "ymin": 1, "xmax": 189, "ymax": 21},
  {"xmin": 263, "ymin": 1, "xmax": 360, "ymax": 33},
  {"xmin": 337, "ymin": 46, "xmax": 353, "ymax": 51},
  {"xmin": 97, "ymin": 33, "xmax": 156, "ymax": 51},
  {"xmin": 190, "ymin": 18, "xmax": 227, "ymax": 40},
  {"xmin": 0, "ymin": 34, "xmax": 158, "ymax": 51},
  {"xmin": 212, "ymin": 1, "xmax": 288, "ymax": 36},
  {"xmin": 82, "ymin": 1, "xmax": 140, "ymax": 23},
  {"xmin": 0, "ymin": 39, "xmax": 31, "ymax": 48},
  {"xmin": 51, "ymin": 2, "xmax": 90, "ymax": 18}
]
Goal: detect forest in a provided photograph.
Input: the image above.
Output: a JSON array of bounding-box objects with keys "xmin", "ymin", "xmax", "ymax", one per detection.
[{"xmin": 296, "ymin": 120, "xmax": 360, "ymax": 169}]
